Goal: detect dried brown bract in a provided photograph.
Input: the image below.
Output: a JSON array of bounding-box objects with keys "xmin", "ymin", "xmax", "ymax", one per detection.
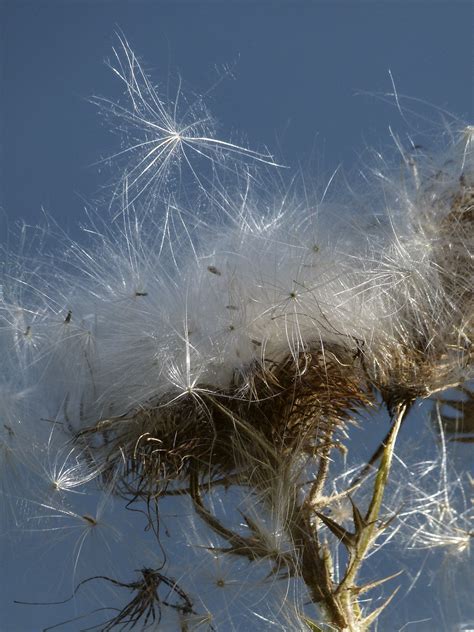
[{"xmin": 79, "ymin": 344, "xmax": 371, "ymax": 499}]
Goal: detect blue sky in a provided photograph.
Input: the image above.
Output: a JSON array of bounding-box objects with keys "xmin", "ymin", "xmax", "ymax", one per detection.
[
  {"xmin": 1, "ymin": 2, "xmax": 472, "ymax": 233},
  {"xmin": 0, "ymin": 2, "xmax": 473, "ymax": 631}
]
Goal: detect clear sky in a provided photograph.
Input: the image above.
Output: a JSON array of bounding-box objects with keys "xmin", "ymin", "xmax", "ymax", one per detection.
[
  {"xmin": 0, "ymin": 2, "xmax": 473, "ymax": 631},
  {"xmin": 1, "ymin": 1, "xmax": 472, "ymax": 233}
]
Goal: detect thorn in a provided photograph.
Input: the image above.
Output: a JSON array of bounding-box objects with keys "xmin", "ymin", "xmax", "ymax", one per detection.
[
  {"xmin": 361, "ymin": 585, "xmax": 400, "ymax": 628},
  {"xmin": 351, "ymin": 569, "xmax": 403, "ymax": 596},
  {"xmin": 350, "ymin": 497, "xmax": 367, "ymax": 533},
  {"xmin": 315, "ymin": 511, "xmax": 357, "ymax": 549}
]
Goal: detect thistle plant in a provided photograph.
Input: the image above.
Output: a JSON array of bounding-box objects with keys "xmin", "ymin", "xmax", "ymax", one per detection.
[{"xmin": 1, "ymin": 37, "xmax": 472, "ymax": 632}]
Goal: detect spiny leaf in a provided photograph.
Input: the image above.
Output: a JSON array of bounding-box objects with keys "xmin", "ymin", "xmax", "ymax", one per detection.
[
  {"xmin": 350, "ymin": 497, "xmax": 367, "ymax": 533},
  {"xmin": 301, "ymin": 616, "xmax": 325, "ymax": 631},
  {"xmin": 351, "ymin": 569, "xmax": 403, "ymax": 596},
  {"xmin": 361, "ymin": 585, "xmax": 400, "ymax": 628},
  {"xmin": 315, "ymin": 511, "xmax": 356, "ymax": 549}
]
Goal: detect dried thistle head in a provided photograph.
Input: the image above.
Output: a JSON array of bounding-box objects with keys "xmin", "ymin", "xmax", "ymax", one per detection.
[{"xmin": 79, "ymin": 343, "xmax": 371, "ymax": 499}]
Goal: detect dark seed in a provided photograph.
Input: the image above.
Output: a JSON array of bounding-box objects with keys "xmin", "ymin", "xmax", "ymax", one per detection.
[{"xmin": 207, "ymin": 265, "xmax": 221, "ymax": 276}]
